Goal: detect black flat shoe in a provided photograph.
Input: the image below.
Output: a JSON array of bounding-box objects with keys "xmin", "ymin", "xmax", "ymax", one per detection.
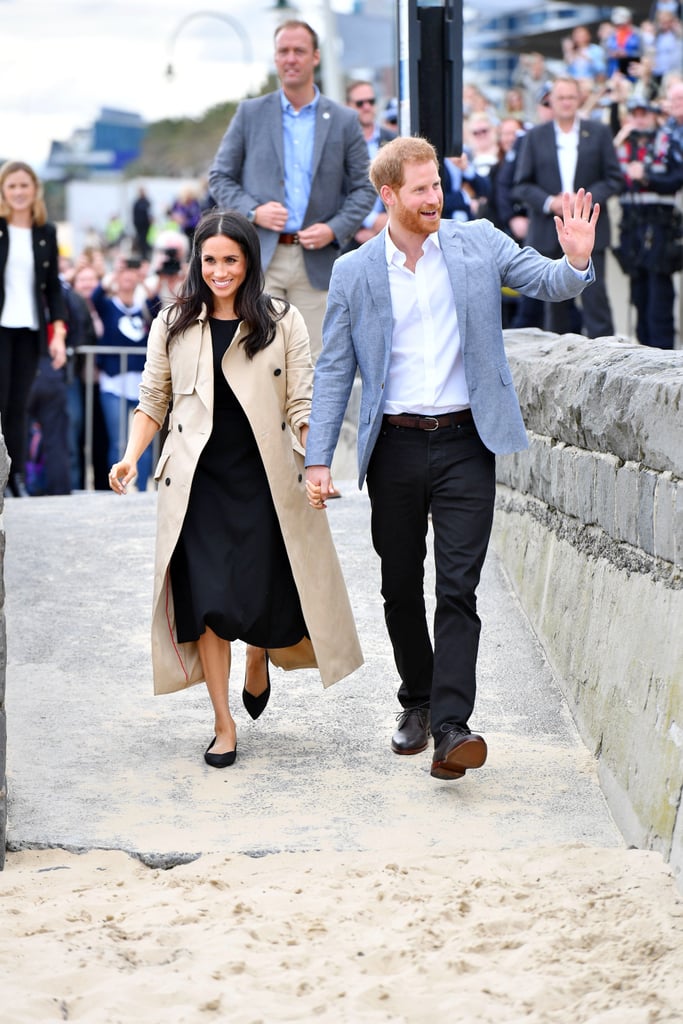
[
  {"xmin": 204, "ymin": 737, "xmax": 237, "ymax": 768},
  {"xmin": 242, "ymin": 652, "xmax": 271, "ymax": 720}
]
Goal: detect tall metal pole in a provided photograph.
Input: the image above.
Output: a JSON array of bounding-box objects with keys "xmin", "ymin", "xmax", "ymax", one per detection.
[{"xmin": 397, "ymin": 0, "xmax": 463, "ymax": 163}]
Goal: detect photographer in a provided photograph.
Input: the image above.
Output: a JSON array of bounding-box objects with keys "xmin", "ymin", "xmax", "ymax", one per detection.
[
  {"xmin": 614, "ymin": 97, "xmax": 683, "ymax": 348},
  {"xmin": 143, "ymin": 229, "xmax": 189, "ymax": 317}
]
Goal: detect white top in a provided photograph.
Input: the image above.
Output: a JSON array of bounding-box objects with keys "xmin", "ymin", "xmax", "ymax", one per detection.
[
  {"xmin": 554, "ymin": 119, "xmax": 580, "ymax": 195},
  {"xmin": 383, "ymin": 228, "xmax": 470, "ymax": 415},
  {"xmin": 1, "ymin": 225, "xmax": 38, "ymax": 329}
]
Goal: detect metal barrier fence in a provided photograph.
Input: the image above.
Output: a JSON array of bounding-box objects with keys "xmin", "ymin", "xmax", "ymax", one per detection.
[{"xmin": 75, "ymin": 345, "xmax": 160, "ymax": 491}]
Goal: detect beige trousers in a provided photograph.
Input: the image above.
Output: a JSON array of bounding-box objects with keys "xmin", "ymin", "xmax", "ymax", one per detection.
[{"xmin": 265, "ymin": 243, "xmax": 327, "ymax": 363}]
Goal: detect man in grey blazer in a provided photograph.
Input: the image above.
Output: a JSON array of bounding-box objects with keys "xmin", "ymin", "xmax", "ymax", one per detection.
[
  {"xmin": 208, "ymin": 20, "xmax": 376, "ymax": 360},
  {"xmin": 513, "ymin": 76, "xmax": 624, "ymax": 338},
  {"xmin": 305, "ymin": 137, "xmax": 599, "ymax": 781}
]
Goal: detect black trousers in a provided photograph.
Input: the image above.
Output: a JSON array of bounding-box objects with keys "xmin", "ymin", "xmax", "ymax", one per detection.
[
  {"xmin": 366, "ymin": 418, "xmax": 496, "ymax": 739},
  {"xmin": 27, "ymin": 356, "xmax": 71, "ymax": 495},
  {"xmin": 0, "ymin": 326, "xmax": 40, "ymax": 478}
]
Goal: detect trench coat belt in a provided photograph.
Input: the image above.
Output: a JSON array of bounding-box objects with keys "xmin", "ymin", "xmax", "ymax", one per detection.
[
  {"xmin": 279, "ymin": 232, "xmax": 300, "ymax": 245},
  {"xmin": 383, "ymin": 410, "xmax": 474, "ymax": 431}
]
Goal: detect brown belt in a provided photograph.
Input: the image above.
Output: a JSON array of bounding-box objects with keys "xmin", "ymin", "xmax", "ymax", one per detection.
[
  {"xmin": 279, "ymin": 232, "xmax": 300, "ymax": 245},
  {"xmin": 383, "ymin": 410, "xmax": 473, "ymax": 431}
]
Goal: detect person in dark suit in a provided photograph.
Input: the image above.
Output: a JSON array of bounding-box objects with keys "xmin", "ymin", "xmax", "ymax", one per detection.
[
  {"xmin": 0, "ymin": 160, "xmax": 66, "ymax": 498},
  {"xmin": 513, "ymin": 76, "xmax": 625, "ymax": 337},
  {"xmin": 208, "ymin": 20, "xmax": 376, "ymax": 361},
  {"xmin": 305, "ymin": 137, "xmax": 599, "ymax": 781}
]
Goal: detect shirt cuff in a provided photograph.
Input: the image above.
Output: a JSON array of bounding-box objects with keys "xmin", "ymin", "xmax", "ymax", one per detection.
[{"xmin": 564, "ymin": 256, "xmax": 592, "ymax": 280}]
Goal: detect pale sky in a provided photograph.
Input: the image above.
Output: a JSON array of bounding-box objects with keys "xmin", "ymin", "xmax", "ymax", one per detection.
[{"xmin": 0, "ymin": 0, "xmax": 355, "ymax": 168}]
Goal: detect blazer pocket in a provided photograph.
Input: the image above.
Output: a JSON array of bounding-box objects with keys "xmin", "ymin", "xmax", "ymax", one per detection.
[{"xmin": 498, "ymin": 363, "xmax": 514, "ymax": 386}]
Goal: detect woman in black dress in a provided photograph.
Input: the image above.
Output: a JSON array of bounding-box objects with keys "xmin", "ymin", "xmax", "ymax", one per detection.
[{"xmin": 108, "ymin": 212, "xmax": 365, "ymax": 767}]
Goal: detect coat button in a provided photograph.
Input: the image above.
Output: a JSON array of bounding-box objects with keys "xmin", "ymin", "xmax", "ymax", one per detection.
[
  {"xmin": 281, "ymin": 422, "xmax": 286, "ymax": 430},
  {"xmin": 39, "ymin": 239, "xmax": 46, "ymax": 246},
  {"xmin": 177, "ymin": 423, "xmax": 183, "ymax": 432},
  {"xmin": 165, "ymin": 478, "xmax": 171, "ymax": 486},
  {"xmin": 43, "ymin": 261, "xmax": 50, "ymax": 268},
  {"xmin": 298, "ymin": 473, "xmax": 302, "ymax": 482},
  {"xmin": 274, "ymin": 368, "xmax": 282, "ymax": 376}
]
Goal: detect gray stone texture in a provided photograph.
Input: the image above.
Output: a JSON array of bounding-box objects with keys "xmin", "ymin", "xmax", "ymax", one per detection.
[
  {"xmin": 492, "ymin": 331, "xmax": 683, "ymax": 886},
  {"xmin": 504, "ymin": 330, "xmax": 683, "ymax": 476}
]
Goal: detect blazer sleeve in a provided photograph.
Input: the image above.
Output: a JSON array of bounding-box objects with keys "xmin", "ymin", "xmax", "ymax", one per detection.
[
  {"xmin": 42, "ymin": 224, "xmax": 67, "ymax": 324},
  {"xmin": 208, "ymin": 103, "xmax": 259, "ymax": 214},
  {"xmin": 324, "ymin": 116, "xmax": 377, "ymax": 247},
  {"xmin": 512, "ymin": 130, "xmax": 557, "ymax": 214}
]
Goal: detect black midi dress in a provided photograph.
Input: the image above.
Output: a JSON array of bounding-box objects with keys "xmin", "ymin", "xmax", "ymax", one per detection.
[{"xmin": 170, "ymin": 317, "xmax": 307, "ymax": 647}]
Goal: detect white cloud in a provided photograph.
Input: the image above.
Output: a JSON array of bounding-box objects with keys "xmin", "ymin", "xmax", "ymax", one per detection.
[{"xmin": 0, "ymin": 0, "xmax": 344, "ymax": 168}]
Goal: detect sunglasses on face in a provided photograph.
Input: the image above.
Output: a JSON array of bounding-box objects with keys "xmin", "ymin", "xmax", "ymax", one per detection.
[
  {"xmin": 354, "ymin": 97, "xmax": 376, "ymax": 108},
  {"xmin": 471, "ymin": 128, "xmax": 491, "ymax": 136}
]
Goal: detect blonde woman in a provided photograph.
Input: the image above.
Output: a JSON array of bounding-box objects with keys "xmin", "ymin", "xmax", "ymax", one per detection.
[{"xmin": 0, "ymin": 161, "xmax": 66, "ymax": 497}]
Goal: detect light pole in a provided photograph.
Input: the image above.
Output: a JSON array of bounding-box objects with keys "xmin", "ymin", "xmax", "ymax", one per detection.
[{"xmin": 165, "ymin": 10, "xmax": 254, "ymax": 80}]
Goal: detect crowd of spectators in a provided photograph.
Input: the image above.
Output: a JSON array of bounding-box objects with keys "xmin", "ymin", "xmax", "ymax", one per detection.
[
  {"xmin": 9, "ymin": 3, "xmax": 683, "ymax": 499},
  {"xmin": 443, "ymin": 3, "xmax": 683, "ymax": 339}
]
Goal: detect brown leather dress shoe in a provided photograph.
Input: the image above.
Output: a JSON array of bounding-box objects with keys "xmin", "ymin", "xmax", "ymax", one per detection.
[
  {"xmin": 431, "ymin": 727, "xmax": 487, "ymax": 780},
  {"xmin": 391, "ymin": 707, "xmax": 431, "ymax": 755}
]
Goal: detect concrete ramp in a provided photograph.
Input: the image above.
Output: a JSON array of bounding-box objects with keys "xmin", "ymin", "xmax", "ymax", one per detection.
[{"xmin": 3, "ymin": 488, "xmax": 620, "ymax": 866}]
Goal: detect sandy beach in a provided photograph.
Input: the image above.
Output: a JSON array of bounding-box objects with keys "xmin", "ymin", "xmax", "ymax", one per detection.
[{"xmin": 1, "ymin": 844, "xmax": 682, "ymax": 1023}]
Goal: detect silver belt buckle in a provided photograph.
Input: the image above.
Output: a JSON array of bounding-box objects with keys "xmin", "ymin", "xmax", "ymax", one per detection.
[{"xmin": 423, "ymin": 416, "xmax": 439, "ymax": 431}]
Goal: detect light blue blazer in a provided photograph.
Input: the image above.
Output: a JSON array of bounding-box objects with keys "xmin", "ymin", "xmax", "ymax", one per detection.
[{"xmin": 305, "ymin": 219, "xmax": 595, "ymax": 487}]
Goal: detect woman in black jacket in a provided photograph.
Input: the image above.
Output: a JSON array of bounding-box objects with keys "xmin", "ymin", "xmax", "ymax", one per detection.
[{"xmin": 0, "ymin": 160, "xmax": 67, "ymax": 497}]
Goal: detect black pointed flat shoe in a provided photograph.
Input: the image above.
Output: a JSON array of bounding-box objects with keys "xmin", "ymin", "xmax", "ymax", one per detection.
[
  {"xmin": 204, "ymin": 737, "xmax": 237, "ymax": 768},
  {"xmin": 242, "ymin": 652, "xmax": 271, "ymax": 720}
]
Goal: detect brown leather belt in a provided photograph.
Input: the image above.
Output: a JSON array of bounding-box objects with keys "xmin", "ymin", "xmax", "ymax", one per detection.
[
  {"xmin": 279, "ymin": 232, "xmax": 300, "ymax": 245},
  {"xmin": 383, "ymin": 410, "xmax": 473, "ymax": 431}
]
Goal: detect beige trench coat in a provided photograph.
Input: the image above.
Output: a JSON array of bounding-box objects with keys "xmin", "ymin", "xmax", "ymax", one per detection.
[{"xmin": 137, "ymin": 303, "xmax": 363, "ymax": 695}]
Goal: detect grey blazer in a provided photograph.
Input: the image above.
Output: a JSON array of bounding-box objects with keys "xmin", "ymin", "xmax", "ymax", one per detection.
[
  {"xmin": 305, "ymin": 219, "xmax": 595, "ymax": 486},
  {"xmin": 208, "ymin": 91, "xmax": 377, "ymax": 290}
]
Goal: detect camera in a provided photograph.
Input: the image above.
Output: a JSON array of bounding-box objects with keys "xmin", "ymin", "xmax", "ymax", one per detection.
[{"xmin": 158, "ymin": 248, "xmax": 181, "ymax": 276}]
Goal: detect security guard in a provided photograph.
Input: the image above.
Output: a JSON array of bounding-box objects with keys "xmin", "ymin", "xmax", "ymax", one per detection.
[{"xmin": 614, "ymin": 97, "xmax": 683, "ymax": 349}]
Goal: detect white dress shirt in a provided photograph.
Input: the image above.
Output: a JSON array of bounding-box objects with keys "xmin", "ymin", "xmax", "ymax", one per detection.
[
  {"xmin": 383, "ymin": 229, "xmax": 470, "ymax": 415},
  {"xmin": 555, "ymin": 118, "xmax": 580, "ymax": 194},
  {"xmin": 543, "ymin": 119, "xmax": 580, "ymax": 213},
  {"xmin": 1, "ymin": 225, "xmax": 38, "ymax": 330}
]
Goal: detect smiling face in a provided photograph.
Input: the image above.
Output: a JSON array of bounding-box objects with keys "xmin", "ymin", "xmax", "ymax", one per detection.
[
  {"xmin": 201, "ymin": 235, "xmax": 247, "ymax": 315},
  {"xmin": 1, "ymin": 169, "xmax": 37, "ymax": 221},
  {"xmin": 382, "ymin": 160, "xmax": 443, "ymax": 240}
]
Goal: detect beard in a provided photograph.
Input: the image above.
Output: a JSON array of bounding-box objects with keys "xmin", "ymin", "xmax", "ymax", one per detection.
[{"xmin": 393, "ymin": 198, "xmax": 442, "ymax": 236}]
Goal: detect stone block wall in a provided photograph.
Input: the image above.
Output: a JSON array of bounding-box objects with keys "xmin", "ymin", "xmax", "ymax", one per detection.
[{"xmin": 492, "ymin": 331, "xmax": 682, "ymax": 883}]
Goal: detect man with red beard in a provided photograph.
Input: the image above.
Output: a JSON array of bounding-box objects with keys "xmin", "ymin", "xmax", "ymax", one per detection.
[{"xmin": 305, "ymin": 136, "xmax": 599, "ymax": 781}]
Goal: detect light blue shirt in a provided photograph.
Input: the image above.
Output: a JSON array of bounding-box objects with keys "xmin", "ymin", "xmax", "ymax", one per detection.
[{"xmin": 280, "ymin": 86, "xmax": 319, "ymax": 232}]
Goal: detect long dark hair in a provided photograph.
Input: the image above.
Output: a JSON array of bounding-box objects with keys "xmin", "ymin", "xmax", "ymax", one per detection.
[{"xmin": 166, "ymin": 209, "xmax": 288, "ymax": 358}]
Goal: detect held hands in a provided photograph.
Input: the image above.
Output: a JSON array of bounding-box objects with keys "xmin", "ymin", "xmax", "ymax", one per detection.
[
  {"xmin": 553, "ymin": 188, "xmax": 600, "ymax": 271},
  {"xmin": 305, "ymin": 466, "xmax": 337, "ymax": 509}
]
